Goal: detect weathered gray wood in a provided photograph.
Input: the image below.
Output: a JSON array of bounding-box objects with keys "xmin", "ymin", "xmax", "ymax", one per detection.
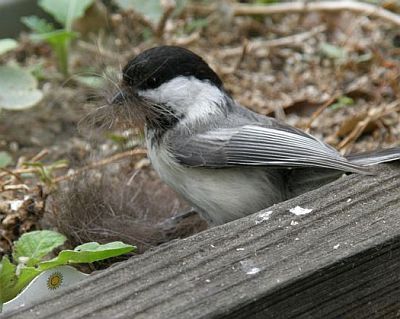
[{"xmin": 4, "ymin": 163, "xmax": 400, "ymax": 319}]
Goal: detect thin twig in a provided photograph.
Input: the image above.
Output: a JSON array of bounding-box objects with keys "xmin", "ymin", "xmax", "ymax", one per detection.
[
  {"xmin": 1, "ymin": 184, "xmax": 30, "ymax": 192},
  {"xmin": 234, "ymin": 39, "xmax": 249, "ymax": 72},
  {"xmin": 156, "ymin": 0, "xmax": 176, "ymax": 38},
  {"xmin": 338, "ymin": 100, "xmax": 400, "ymax": 152},
  {"xmin": 30, "ymin": 149, "xmax": 49, "ymax": 163},
  {"xmin": 188, "ymin": 1, "xmax": 400, "ymax": 26},
  {"xmin": 305, "ymin": 95, "xmax": 338, "ymax": 132},
  {"xmin": 220, "ymin": 25, "xmax": 326, "ymax": 58},
  {"xmin": 171, "ymin": 32, "xmax": 201, "ymax": 46},
  {"xmin": 0, "ymin": 168, "xmax": 24, "ymax": 184},
  {"xmin": 0, "ymin": 168, "xmax": 40, "ymax": 179},
  {"xmin": 53, "ymin": 148, "xmax": 147, "ymax": 183},
  {"xmin": 234, "ymin": 1, "xmax": 400, "ymax": 26}
]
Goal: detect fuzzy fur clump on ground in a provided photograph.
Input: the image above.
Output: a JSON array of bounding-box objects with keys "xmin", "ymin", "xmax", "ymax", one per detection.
[{"xmin": 46, "ymin": 166, "xmax": 207, "ymax": 253}]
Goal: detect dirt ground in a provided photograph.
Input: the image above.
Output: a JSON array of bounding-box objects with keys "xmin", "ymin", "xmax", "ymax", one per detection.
[{"xmin": 1, "ymin": 1, "xmax": 400, "ymax": 258}]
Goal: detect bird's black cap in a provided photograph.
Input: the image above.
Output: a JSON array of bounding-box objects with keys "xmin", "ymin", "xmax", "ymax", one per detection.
[{"xmin": 122, "ymin": 46, "xmax": 223, "ymax": 90}]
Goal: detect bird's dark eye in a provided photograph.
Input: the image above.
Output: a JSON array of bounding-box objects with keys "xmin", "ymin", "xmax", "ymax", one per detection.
[
  {"xmin": 151, "ymin": 77, "xmax": 157, "ymax": 84},
  {"xmin": 146, "ymin": 76, "xmax": 159, "ymax": 88}
]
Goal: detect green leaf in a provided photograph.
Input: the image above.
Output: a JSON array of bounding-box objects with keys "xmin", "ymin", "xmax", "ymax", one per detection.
[
  {"xmin": 0, "ymin": 65, "xmax": 43, "ymax": 110},
  {"xmin": 0, "ymin": 39, "xmax": 18, "ymax": 56},
  {"xmin": 0, "ymin": 257, "xmax": 17, "ymax": 303},
  {"xmin": 21, "ymin": 16, "xmax": 55, "ymax": 34},
  {"xmin": 114, "ymin": 0, "xmax": 163, "ymax": 23},
  {"xmin": 13, "ymin": 230, "xmax": 67, "ymax": 267},
  {"xmin": 39, "ymin": 0, "xmax": 95, "ymax": 30},
  {"xmin": 0, "ymin": 151, "xmax": 12, "ymax": 168},
  {"xmin": 39, "ymin": 242, "xmax": 136, "ymax": 270},
  {"xmin": 330, "ymin": 96, "xmax": 355, "ymax": 110},
  {"xmin": 13, "ymin": 267, "xmax": 41, "ymax": 298},
  {"xmin": 320, "ymin": 43, "xmax": 348, "ymax": 60},
  {"xmin": 0, "ymin": 257, "xmax": 41, "ymax": 303}
]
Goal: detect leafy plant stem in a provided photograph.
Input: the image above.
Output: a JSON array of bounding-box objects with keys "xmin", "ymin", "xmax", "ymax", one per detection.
[{"xmin": 53, "ymin": 40, "xmax": 70, "ymax": 77}]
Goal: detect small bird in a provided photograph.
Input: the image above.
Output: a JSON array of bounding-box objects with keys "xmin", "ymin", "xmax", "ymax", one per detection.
[{"xmin": 110, "ymin": 45, "xmax": 400, "ymax": 225}]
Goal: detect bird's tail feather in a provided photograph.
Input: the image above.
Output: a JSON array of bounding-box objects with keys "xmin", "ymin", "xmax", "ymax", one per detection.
[
  {"xmin": 346, "ymin": 147, "xmax": 400, "ymax": 166},
  {"xmin": 286, "ymin": 147, "xmax": 400, "ymax": 199}
]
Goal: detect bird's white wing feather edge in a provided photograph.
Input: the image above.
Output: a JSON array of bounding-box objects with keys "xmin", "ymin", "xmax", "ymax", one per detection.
[{"xmin": 173, "ymin": 125, "xmax": 370, "ymax": 174}]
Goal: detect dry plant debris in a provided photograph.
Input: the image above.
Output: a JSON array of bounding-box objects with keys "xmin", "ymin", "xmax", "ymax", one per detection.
[{"xmin": 1, "ymin": 0, "xmax": 400, "ymax": 257}]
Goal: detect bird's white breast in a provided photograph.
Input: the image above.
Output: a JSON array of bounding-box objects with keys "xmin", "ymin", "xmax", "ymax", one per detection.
[{"xmin": 146, "ymin": 131, "xmax": 284, "ymax": 225}]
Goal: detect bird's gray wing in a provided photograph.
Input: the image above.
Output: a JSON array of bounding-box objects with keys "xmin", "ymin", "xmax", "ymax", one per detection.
[{"xmin": 170, "ymin": 125, "xmax": 369, "ymax": 174}]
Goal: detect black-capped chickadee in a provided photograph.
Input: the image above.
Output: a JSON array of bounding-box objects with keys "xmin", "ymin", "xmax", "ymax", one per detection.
[{"xmin": 110, "ymin": 46, "xmax": 400, "ymax": 225}]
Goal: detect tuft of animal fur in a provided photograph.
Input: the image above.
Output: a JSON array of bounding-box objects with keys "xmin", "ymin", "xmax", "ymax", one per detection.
[{"xmin": 47, "ymin": 166, "xmax": 206, "ymax": 254}]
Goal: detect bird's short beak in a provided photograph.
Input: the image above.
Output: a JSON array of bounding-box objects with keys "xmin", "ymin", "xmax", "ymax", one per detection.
[{"xmin": 109, "ymin": 90, "xmax": 126, "ymax": 105}]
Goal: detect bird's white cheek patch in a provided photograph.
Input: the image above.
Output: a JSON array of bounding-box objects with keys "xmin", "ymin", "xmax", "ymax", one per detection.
[{"xmin": 138, "ymin": 76, "xmax": 225, "ymax": 124}]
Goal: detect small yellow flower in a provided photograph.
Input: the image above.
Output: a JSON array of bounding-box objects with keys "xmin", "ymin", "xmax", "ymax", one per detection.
[{"xmin": 47, "ymin": 272, "xmax": 63, "ymax": 290}]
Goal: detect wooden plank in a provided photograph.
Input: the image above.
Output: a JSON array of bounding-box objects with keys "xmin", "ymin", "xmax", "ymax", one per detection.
[{"xmin": 4, "ymin": 163, "xmax": 400, "ymax": 319}]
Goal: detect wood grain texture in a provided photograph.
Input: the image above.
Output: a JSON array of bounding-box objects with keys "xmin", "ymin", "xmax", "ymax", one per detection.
[{"xmin": 4, "ymin": 163, "xmax": 400, "ymax": 319}]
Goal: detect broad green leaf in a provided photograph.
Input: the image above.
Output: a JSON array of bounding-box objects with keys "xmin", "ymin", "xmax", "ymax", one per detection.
[
  {"xmin": 21, "ymin": 16, "xmax": 55, "ymax": 34},
  {"xmin": 0, "ymin": 257, "xmax": 17, "ymax": 303},
  {"xmin": 114, "ymin": 0, "xmax": 163, "ymax": 23},
  {"xmin": 0, "ymin": 257, "xmax": 40, "ymax": 303},
  {"xmin": 39, "ymin": 0, "xmax": 95, "ymax": 30},
  {"xmin": 12, "ymin": 267, "xmax": 41, "ymax": 300},
  {"xmin": 39, "ymin": 241, "xmax": 136, "ymax": 270},
  {"xmin": 13, "ymin": 230, "xmax": 67, "ymax": 267},
  {"xmin": 0, "ymin": 65, "xmax": 43, "ymax": 110},
  {"xmin": 0, "ymin": 151, "xmax": 12, "ymax": 168},
  {"xmin": 0, "ymin": 39, "xmax": 18, "ymax": 56},
  {"xmin": 320, "ymin": 43, "xmax": 348, "ymax": 60}
]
